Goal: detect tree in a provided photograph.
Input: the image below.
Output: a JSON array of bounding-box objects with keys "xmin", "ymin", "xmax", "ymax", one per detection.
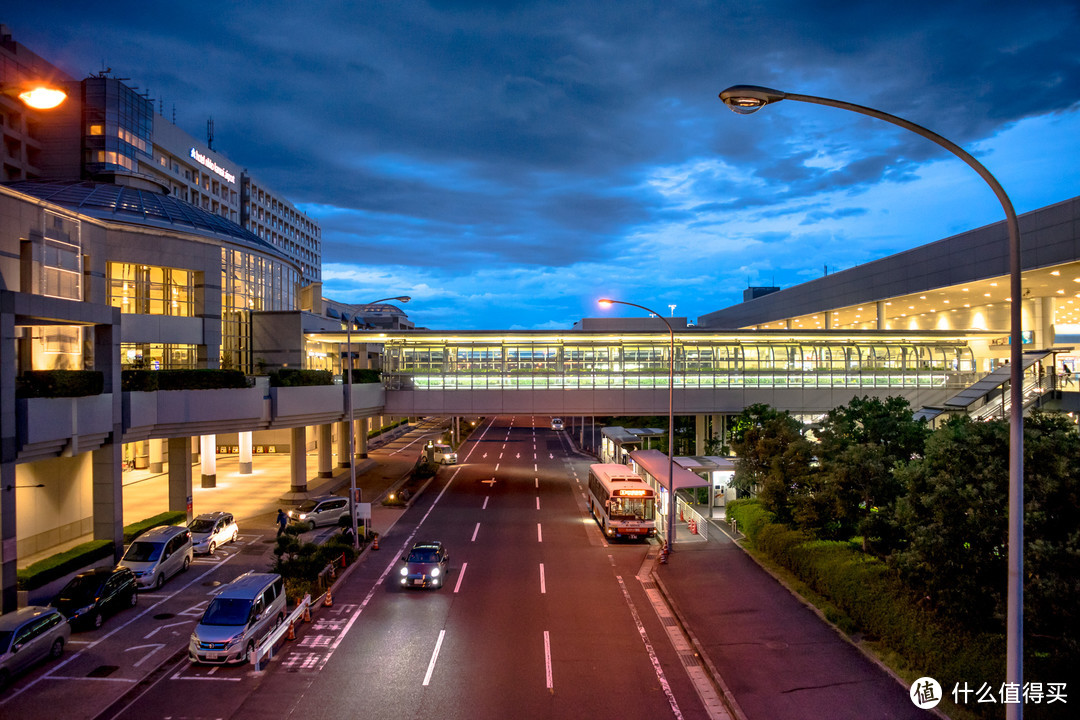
[{"xmin": 730, "ymin": 404, "xmax": 815, "ymax": 522}]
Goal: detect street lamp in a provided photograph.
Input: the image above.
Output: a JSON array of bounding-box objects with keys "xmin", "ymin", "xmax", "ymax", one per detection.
[
  {"xmin": 599, "ymin": 298, "xmax": 676, "ymax": 559},
  {"xmin": 720, "ymin": 84, "xmax": 1024, "ymax": 711},
  {"xmin": 341, "ymin": 295, "xmax": 411, "ymax": 548},
  {"xmin": 2, "ymin": 82, "xmax": 67, "ymax": 109}
]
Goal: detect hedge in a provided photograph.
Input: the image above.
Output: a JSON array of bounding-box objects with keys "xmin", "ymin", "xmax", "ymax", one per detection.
[
  {"xmin": 123, "ymin": 511, "xmax": 188, "ymax": 543},
  {"xmin": 16, "ymin": 539, "xmax": 115, "ymax": 591},
  {"xmin": 270, "ymin": 369, "xmax": 334, "ymax": 387},
  {"xmin": 727, "ymin": 499, "xmax": 1003, "ymax": 713},
  {"xmin": 122, "ymin": 369, "xmax": 251, "ymax": 391},
  {"xmin": 16, "ymin": 370, "xmax": 104, "ymax": 398}
]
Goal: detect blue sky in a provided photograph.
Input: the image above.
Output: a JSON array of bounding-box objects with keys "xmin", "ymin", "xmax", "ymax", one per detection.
[{"xmin": 6, "ymin": 2, "xmax": 1080, "ymax": 329}]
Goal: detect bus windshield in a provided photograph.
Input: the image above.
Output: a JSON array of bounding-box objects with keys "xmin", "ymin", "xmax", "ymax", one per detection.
[{"xmin": 609, "ymin": 497, "xmax": 655, "ymax": 521}]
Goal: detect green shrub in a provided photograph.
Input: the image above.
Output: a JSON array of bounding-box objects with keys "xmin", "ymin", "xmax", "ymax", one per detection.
[
  {"xmin": 16, "ymin": 539, "xmax": 114, "ymax": 590},
  {"xmin": 270, "ymin": 369, "xmax": 334, "ymax": 387},
  {"xmin": 16, "ymin": 370, "xmax": 104, "ymax": 398},
  {"xmin": 123, "ymin": 511, "xmax": 188, "ymax": 543},
  {"xmin": 122, "ymin": 369, "xmax": 251, "ymax": 391}
]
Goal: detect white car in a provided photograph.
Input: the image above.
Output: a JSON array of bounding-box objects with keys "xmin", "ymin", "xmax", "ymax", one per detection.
[
  {"xmin": 550, "ymin": 418, "xmax": 564, "ymax": 431},
  {"xmin": 187, "ymin": 512, "xmax": 239, "ymax": 555}
]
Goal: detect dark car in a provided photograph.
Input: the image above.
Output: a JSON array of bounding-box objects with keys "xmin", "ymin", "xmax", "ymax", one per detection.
[
  {"xmin": 50, "ymin": 566, "xmax": 138, "ymax": 630},
  {"xmin": 398, "ymin": 541, "xmax": 449, "ymax": 589}
]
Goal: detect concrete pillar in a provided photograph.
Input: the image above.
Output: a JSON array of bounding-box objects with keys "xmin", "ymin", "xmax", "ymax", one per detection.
[
  {"xmin": 168, "ymin": 437, "xmax": 194, "ymax": 521},
  {"xmin": 0, "ymin": 304, "xmax": 16, "ymax": 611},
  {"xmin": 290, "ymin": 426, "xmax": 308, "ymax": 494},
  {"xmin": 825, "ymin": 313, "xmax": 832, "ymax": 330},
  {"xmin": 149, "ymin": 438, "xmax": 165, "ymax": 473},
  {"xmin": 579, "ymin": 417, "xmax": 585, "ymax": 447},
  {"xmin": 92, "ymin": 442, "xmax": 124, "ymax": 556},
  {"xmin": 336, "ymin": 420, "xmax": 350, "ymax": 468},
  {"xmin": 358, "ymin": 417, "xmax": 369, "ymax": 459},
  {"xmin": 0, "ymin": 461, "xmax": 15, "ymax": 613},
  {"xmin": 712, "ymin": 414, "xmax": 724, "ymax": 453},
  {"xmin": 877, "ymin": 301, "xmax": 886, "ymax": 330},
  {"xmin": 239, "ymin": 431, "xmax": 253, "ymax": 474},
  {"xmin": 318, "ymin": 424, "xmax": 333, "ymax": 477},
  {"xmin": 200, "ymin": 434, "xmax": 216, "ymax": 488},
  {"xmin": 695, "ymin": 415, "xmax": 706, "ymax": 456}
]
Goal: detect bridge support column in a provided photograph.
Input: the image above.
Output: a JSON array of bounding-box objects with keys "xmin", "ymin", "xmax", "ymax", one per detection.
[
  {"xmin": 358, "ymin": 417, "xmax": 369, "ymax": 459},
  {"xmin": 337, "ymin": 420, "xmax": 350, "ymax": 468},
  {"xmin": 168, "ymin": 437, "xmax": 193, "ymax": 522},
  {"xmin": 290, "ymin": 426, "xmax": 308, "ymax": 494},
  {"xmin": 239, "ymin": 431, "xmax": 253, "ymax": 474},
  {"xmin": 695, "ymin": 415, "xmax": 707, "ymax": 455},
  {"xmin": 200, "ymin": 434, "xmax": 216, "ymax": 488},
  {"xmin": 317, "ymin": 424, "xmax": 333, "ymax": 477},
  {"xmin": 149, "ymin": 438, "xmax": 165, "ymax": 473}
]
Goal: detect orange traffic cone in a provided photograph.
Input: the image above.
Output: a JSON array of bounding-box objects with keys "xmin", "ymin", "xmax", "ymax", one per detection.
[
  {"xmin": 329, "ymin": 562, "xmax": 336, "ymax": 579},
  {"xmin": 302, "ymin": 603, "xmax": 311, "ymax": 623},
  {"xmin": 323, "ymin": 589, "xmax": 333, "ymax": 607},
  {"xmin": 287, "ymin": 621, "xmax": 296, "ymax": 641},
  {"xmin": 373, "ymin": 535, "xmax": 380, "ymax": 550}
]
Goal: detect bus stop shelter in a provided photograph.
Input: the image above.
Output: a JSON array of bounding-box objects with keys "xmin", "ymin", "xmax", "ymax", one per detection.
[{"xmin": 628, "ymin": 449, "xmax": 710, "ymax": 543}]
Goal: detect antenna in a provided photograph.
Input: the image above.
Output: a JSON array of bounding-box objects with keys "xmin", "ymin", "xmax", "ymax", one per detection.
[
  {"xmin": 668, "ymin": 304, "xmax": 677, "ymax": 317},
  {"xmin": 207, "ymin": 117, "xmax": 214, "ymax": 150}
]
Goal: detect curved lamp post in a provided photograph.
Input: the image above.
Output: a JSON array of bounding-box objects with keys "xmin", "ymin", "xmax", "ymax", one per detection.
[
  {"xmin": 2, "ymin": 82, "xmax": 67, "ymax": 109},
  {"xmin": 341, "ymin": 295, "xmax": 411, "ymax": 548},
  {"xmin": 720, "ymin": 84, "xmax": 1024, "ymax": 708},
  {"xmin": 599, "ymin": 298, "xmax": 676, "ymax": 558}
]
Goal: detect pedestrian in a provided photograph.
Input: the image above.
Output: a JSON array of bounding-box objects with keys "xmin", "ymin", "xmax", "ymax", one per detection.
[
  {"xmin": 1063, "ymin": 363, "xmax": 1073, "ymax": 387},
  {"xmin": 276, "ymin": 508, "xmax": 287, "ymax": 537}
]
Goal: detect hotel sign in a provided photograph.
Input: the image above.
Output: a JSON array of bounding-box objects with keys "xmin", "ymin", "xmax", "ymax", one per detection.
[{"xmin": 189, "ymin": 147, "xmax": 236, "ymax": 184}]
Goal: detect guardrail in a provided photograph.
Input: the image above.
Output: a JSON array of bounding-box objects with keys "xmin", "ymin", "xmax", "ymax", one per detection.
[{"xmin": 253, "ymin": 593, "xmax": 311, "ymax": 671}]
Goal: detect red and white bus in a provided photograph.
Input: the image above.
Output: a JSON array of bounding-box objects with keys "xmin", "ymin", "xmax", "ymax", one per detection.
[{"xmin": 587, "ymin": 464, "xmax": 657, "ymax": 540}]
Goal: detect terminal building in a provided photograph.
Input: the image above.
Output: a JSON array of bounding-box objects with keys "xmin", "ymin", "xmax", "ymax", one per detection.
[{"xmin": 3, "ymin": 23, "xmax": 1080, "ymax": 612}]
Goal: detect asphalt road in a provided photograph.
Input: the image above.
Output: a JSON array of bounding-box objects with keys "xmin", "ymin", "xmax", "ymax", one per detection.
[{"xmin": 63, "ymin": 416, "xmax": 710, "ymax": 720}]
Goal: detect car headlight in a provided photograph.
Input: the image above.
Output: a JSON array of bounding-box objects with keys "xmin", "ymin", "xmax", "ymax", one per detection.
[
  {"xmin": 430, "ymin": 567, "xmax": 440, "ymax": 578},
  {"xmin": 400, "ymin": 567, "xmax": 408, "ymax": 576},
  {"xmin": 298, "ymin": 513, "xmax": 307, "ymax": 520},
  {"xmin": 226, "ymin": 633, "xmax": 245, "ymax": 647},
  {"xmin": 74, "ymin": 604, "xmax": 95, "ymax": 617}
]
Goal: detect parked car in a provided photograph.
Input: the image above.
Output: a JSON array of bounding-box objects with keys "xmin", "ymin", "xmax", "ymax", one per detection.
[
  {"xmin": 188, "ymin": 512, "xmax": 239, "ymax": 555},
  {"xmin": 189, "ymin": 572, "xmax": 286, "ymax": 665},
  {"xmin": 0, "ymin": 606, "xmax": 70, "ymax": 689},
  {"xmin": 119, "ymin": 525, "xmax": 193, "ymax": 590},
  {"xmin": 399, "ymin": 541, "xmax": 449, "ymax": 589},
  {"xmin": 50, "ymin": 566, "xmax": 138, "ymax": 630},
  {"xmin": 550, "ymin": 417, "xmax": 564, "ymax": 431},
  {"xmin": 287, "ymin": 495, "xmax": 350, "ymax": 531}
]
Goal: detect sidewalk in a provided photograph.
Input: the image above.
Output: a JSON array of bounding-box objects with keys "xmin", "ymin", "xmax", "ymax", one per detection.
[{"xmin": 654, "ymin": 518, "xmax": 937, "ymax": 720}]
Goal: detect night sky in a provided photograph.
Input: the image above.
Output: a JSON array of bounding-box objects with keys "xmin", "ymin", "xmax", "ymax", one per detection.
[{"xmin": 6, "ymin": 2, "xmax": 1080, "ymax": 329}]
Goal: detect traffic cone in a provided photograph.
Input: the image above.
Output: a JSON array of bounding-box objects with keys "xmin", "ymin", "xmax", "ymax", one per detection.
[
  {"xmin": 302, "ymin": 604, "xmax": 311, "ymax": 623},
  {"xmin": 329, "ymin": 562, "xmax": 336, "ymax": 579},
  {"xmin": 340, "ymin": 551, "xmax": 347, "ymax": 568},
  {"xmin": 373, "ymin": 535, "xmax": 380, "ymax": 550},
  {"xmin": 323, "ymin": 590, "xmax": 333, "ymax": 607},
  {"xmin": 287, "ymin": 621, "xmax": 296, "ymax": 641}
]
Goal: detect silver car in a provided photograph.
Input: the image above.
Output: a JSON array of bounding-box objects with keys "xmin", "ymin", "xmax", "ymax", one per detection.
[
  {"xmin": 188, "ymin": 512, "xmax": 239, "ymax": 555},
  {"xmin": 0, "ymin": 606, "xmax": 70, "ymax": 689},
  {"xmin": 287, "ymin": 496, "xmax": 349, "ymax": 531},
  {"xmin": 119, "ymin": 525, "xmax": 194, "ymax": 590},
  {"xmin": 399, "ymin": 541, "xmax": 449, "ymax": 589}
]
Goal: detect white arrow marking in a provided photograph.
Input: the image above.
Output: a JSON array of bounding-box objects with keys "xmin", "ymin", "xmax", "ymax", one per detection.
[
  {"xmin": 144, "ymin": 620, "xmax": 191, "ymax": 640},
  {"xmin": 124, "ymin": 643, "xmax": 166, "ymax": 668}
]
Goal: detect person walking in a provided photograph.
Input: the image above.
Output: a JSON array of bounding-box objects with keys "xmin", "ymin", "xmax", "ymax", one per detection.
[
  {"xmin": 276, "ymin": 508, "xmax": 288, "ymax": 537},
  {"xmin": 1063, "ymin": 363, "xmax": 1073, "ymax": 387}
]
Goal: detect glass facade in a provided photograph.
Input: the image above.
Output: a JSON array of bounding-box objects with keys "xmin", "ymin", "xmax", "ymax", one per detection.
[
  {"xmin": 121, "ymin": 343, "xmax": 197, "ymax": 370},
  {"xmin": 380, "ymin": 335, "xmax": 977, "ymax": 391},
  {"xmin": 108, "ymin": 263, "xmax": 194, "ymax": 316},
  {"xmin": 29, "ymin": 211, "xmax": 84, "ymax": 370},
  {"xmin": 82, "ymin": 77, "xmax": 152, "ymax": 177},
  {"xmin": 221, "ymin": 248, "xmax": 299, "ymax": 372}
]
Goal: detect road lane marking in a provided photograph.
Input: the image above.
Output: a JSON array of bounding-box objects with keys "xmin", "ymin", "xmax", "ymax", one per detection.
[
  {"xmin": 537, "ymin": 523, "xmax": 543, "ymax": 543},
  {"xmin": 544, "ymin": 631, "xmax": 553, "ymax": 689},
  {"xmin": 535, "ymin": 477, "xmax": 539, "ymax": 488},
  {"xmin": 539, "ymin": 563, "xmax": 546, "ymax": 594},
  {"xmin": 616, "ymin": 575, "xmax": 684, "ymax": 719},
  {"xmin": 471, "ymin": 522, "xmax": 480, "ymax": 541},
  {"xmin": 482, "ymin": 496, "xmax": 489, "ymax": 509},
  {"xmin": 534, "ymin": 463, "xmax": 538, "ymax": 471},
  {"xmin": 536, "ymin": 497, "xmax": 540, "ymax": 510},
  {"xmin": 495, "ymin": 463, "xmax": 500, "ymax": 471},
  {"xmin": 454, "ymin": 562, "xmax": 467, "ymax": 593},
  {"xmin": 423, "ymin": 630, "xmax": 446, "ymax": 686}
]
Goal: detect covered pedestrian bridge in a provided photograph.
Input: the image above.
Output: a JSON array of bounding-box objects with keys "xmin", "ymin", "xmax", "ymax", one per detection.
[{"xmin": 307, "ymin": 329, "xmax": 992, "ymax": 416}]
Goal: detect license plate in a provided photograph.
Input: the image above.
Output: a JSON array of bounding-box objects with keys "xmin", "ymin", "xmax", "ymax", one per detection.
[
  {"xmin": 413, "ymin": 579, "xmax": 424, "ymax": 585},
  {"xmin": 206, "ymin": 653, "xmax": 219, "ymax": 660}
]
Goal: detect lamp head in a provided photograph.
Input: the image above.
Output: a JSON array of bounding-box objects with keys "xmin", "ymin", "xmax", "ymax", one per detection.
[
  {"xmin": 719, "ymin": 85, "xmax": 786, "ymax": 115},
  {"xmin": 598, "ymin": 298, "xmax": 614, "ymax": 308},
  {"xmin": 394, "ymin": 296, "xmax": 411, "ymax": 303},
  {"xmin": 16, "ymin": 85, "xmax": 67, "ymax": 110}
]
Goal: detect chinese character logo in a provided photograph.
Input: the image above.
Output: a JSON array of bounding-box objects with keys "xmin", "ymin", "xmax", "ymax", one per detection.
[{"xmin": 911, "ymin": 677, "xmax": 943, "ymax": 709}]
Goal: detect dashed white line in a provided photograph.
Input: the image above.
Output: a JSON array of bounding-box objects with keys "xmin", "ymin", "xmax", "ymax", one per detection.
[
  {"xmin": 539, "ymin": 563, "xmax": 546, "ymax": 594},
  {"xmin": 536, "ymin": 496, "xmax": 540, "ymax": 510},
  {"xmin": 454, "ymin": 562, "xmax": 467, "ymax": 593},
  {"xmin": 471, "ymin": 522, "xmax": 480, "ymax": 541},
  {"xmin": 423, "ymin": 630, "xmax": 446, "ymax": 686},
  {"xmin": 537, "ymin": 523, "xmax": 543, "ymax": 543},
  {"xmin": 535, "ymin": 477, "xmax": 539, "ymax": 488},
  {"xmin": 482, "ymin": 496, "xmax": 489, "ymax": 510},
  {"xmin": 543, "ymin": 631, "xmax": 553, "ymax": 689}
]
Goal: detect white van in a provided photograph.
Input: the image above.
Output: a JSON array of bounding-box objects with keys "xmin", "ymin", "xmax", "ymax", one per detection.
[
  {"xmin": 119, "ymin": 525, "xmax": 194, "ymax": 590},
  {"xmin": 431, "ymin": 443, "xmax": 457, "ymax": 465},
  {"xmin": 189, "ymin": 572, "xmax": 286, "ymax": 665}
]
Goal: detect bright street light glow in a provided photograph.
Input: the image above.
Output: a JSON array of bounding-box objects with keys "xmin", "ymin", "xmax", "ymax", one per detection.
[{"xmin": 17, "ymin": 86, "xmax": 67, "ymax": 109}]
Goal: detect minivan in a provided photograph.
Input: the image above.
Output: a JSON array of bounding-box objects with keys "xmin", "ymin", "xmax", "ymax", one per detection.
[
  {"xmin": 0, "ymin": 606, "xmax": 70, "ymax": 689},
  {"xmin": 287, "ymin": 495, "xmax": 349, "ymax": 531},
  {"xmin": 430, "ymin": 443, "xmax": 457, "ymax": 465},
  {"xmin": 189, "ymin": 572, "xmax": 286, "ymax": 664},
  {"xmin": 50, "ymin": 566, "xmax": 138, "ymax": 629},
  {"xmin": 119, "ymin": 525, "xmax": 194, "ymax": 590}
]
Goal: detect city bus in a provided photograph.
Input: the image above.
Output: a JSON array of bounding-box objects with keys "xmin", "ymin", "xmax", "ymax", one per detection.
[{"xmin": 587, "ymin": 464, "xmax": 657, "ymax": 540}]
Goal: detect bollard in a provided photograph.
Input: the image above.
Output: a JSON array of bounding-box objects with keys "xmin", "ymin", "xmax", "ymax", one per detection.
[{"xmin": 341, "ymin": 551, "xmax": 347, "ymax": 568}]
